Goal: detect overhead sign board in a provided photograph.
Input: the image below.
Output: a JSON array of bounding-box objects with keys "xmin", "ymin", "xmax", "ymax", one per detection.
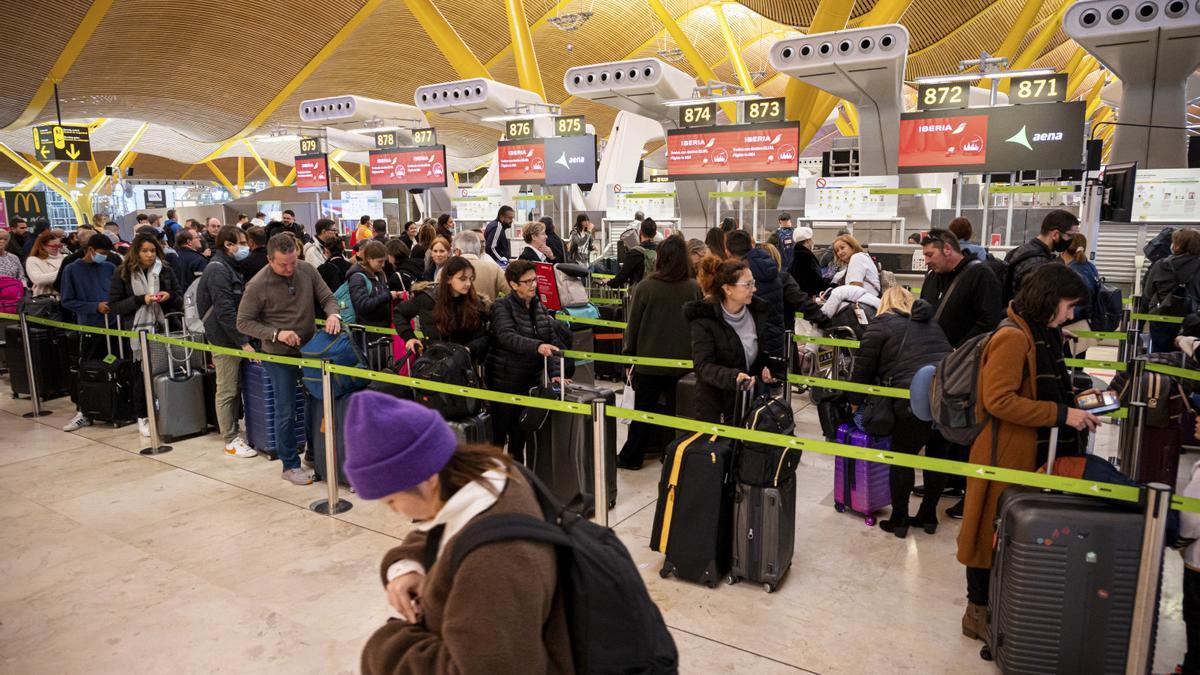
[
  {"xmin": 898, "ymin": 102, "xmax": 1085, "ymax": 174},
  {"xmin": 504, "ymin": 119, "xmax": 536, "ymax": 141},
  {"xmin": 144, "ymin": 189, "xmax": 167, "ymax": 209},
  {"xmin": 374, "ymin": 130, "xmax": 399, "ymax": 149},
  {"xmin": 341, "ymin": 189, "xmax": 385, "ymax": 221},
  {"xmin": 368, "ymin": 146, "xmax": 448, "ymax": 189},
  {"xmin": 33, "ymin": 124, "xmax": 92, "ymax": 162},
  {"xmin": 678, "ymin": 102, "xmax": 715, "ymax": 128},
  {"xmin": 3, "ymin": 190, "xmax": 48, "ymax": 223},
  {"xmin": 555, "ymin": 115, "xmax": 586, "ymax": 137},
  {"xmin": 411, "ymin": 128, "xmax": 438, "ymax": 147},
  {"xmin": 498, "ymin": 139, "xmax": 546, "ymax": 185},
  {"xmin": 1131, "ymin": 168, "xmax": 1200, "ymax": 223},
  {"xmin": 452, "ymin": 187, "xmax": 507, "ymax": 221},
  {"xmin": 744, "ymin": 97, "xmax": 785, "ymax": 123},
  {"xmin": 804, "ymin": 176, "xmax": 900, "ymax": 220},
  {"xmin": 1009, "ymin": 73, "xmax": 1067, "ymax": 104},
  {"xmin": 294, "ymin": 154, "xmax": 330, "ymax": 193},
  {"xmin": 299, "ymin": 137, "xmax": 321, "ymax": 155},
  {"xmin": 665, "ymin": 122, "xmax": 800, "ymax": 181},
  {"xmin": 544, "ymin": 134, "xmax": 597, "ymax": 186},
  {"xmin": 916, "ymin": 83, "xmax": 969, "ymax": 112},
  {"xmin": 605, "ymin": 182, "xmax": 676, "ymax": 221}
]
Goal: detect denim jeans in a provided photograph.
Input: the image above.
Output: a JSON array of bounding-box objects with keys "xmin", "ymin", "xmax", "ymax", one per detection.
[{"xmin": 261, "ymin": 361, "xmax": 302, "ymax": 470}]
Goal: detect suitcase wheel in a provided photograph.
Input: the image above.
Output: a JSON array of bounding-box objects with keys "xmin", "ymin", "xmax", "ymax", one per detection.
[
  {"xmin": 704, "ymin": 578, "xmax": 719, "ymax": 589},
  {"xmin": 834, "ymin": 502, "xmax": 846, "ymax": 513},
  {"xmin": 659, "ymin": 564, "xmax": 673, "ymax": 580},
  {"xmin": 979, "ymin": 645, "xmax": 993, "ymax": 662},
  {"xmin": 864, "ymin": 516, "xmax": 876, "ymax": 527},
  {"xmin": 763, "ymin": 583, "xmax": 775, "ymax": 594},
  {"xmin": 724, "ymin": 575, "xmax": 737, "ymax": 586}
]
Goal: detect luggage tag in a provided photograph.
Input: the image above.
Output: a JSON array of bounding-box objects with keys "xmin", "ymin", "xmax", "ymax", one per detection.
[
  {"xmin": 103, "ymin": 354, "xmax": 117, "ymax": 365},
  {"xmin": 853, "ymin": 304, "xmax": 868, "ymax": 326}
]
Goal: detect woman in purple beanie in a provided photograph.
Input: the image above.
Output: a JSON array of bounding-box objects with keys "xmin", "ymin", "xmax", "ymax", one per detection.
[{"xmin": 344, "ymin": 390, "xmax": 572, "ymax": 675}]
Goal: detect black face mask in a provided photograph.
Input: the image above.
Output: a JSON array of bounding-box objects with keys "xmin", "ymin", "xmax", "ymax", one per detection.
[{"xmin": 1051, "ymin": 233, "xmax": 1072, "ymax": 253}]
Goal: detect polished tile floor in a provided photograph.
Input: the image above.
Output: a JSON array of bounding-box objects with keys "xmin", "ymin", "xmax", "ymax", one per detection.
[{"xmin": 0, "ymin": 382, "xmax": 1187, "ymax": 674}]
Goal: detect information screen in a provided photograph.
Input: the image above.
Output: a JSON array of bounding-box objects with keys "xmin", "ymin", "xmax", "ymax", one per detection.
[
  {"xmin": 294, "ymin": 154, "xmax": 330, "ymax": 193},
  {"xmin": 1131, "ymin": 168, "xmax": 1200, "ymax": 223},
  {"xmin": 498, "ymin": 139, "xmax": 547, "ymax": 185},
  {"xmin": 665, "ymin": 122, "xmax": 800, "ymax": 181},
  {"xmin": 544, "ymin": 135, "xmax": 597, "ymax": 186},
  {"xmin": 898, "ymin": 102, "xmax": 1085, "ymax": 174},
  {"xmin": 368, "ymin": 146, "xmax": 448, "ymax": 189}
]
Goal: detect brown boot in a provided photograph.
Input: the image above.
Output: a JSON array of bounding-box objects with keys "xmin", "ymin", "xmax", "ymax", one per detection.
[{"xmin": 962, "ymin": 602, "xmax": 988, "ymax": 641}]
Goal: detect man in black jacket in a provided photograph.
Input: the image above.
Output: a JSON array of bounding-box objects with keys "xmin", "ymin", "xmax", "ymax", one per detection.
[
  {"xmin": 605, "ymin": 218, "xmax": 657, "ymax": 288},
  {"xmin": 196, "ymin": 225, "xmax": 256, "ymax": 458},
  {"xmin": 173, "ymin": 229, "xmax": 209, "ymax": 293},
  {"xmin": 484, "ymin": 205, "xmax": 515, "ymax": 263},
  {"xmin": 919, "ymin": 229, "xmax": 1003, "ymax": 349},
  {"xmin": 240, "ymin": 225, "xmax": 269, "ymax": 279},
  {"xmin": 6, "ymin": 217, "xmax": 29, "ymax": 260},
  {"xmin": 1004, "ymin": 209, "xmax": 1078, "ymax": 299}
]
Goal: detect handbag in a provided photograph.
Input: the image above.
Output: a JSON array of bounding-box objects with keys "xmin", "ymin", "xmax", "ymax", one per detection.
[
  {"xmin": 858, "ymin": 316, "xmax": 912, "ymax": 436},
  {"xmin": 616, "ymin": 367, "xmax": 635, "ymax": 425}
]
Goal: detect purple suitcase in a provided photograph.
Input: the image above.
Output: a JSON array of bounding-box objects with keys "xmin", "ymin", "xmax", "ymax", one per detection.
[{"xmin": 833, "ymin": 423, "xmax": 891, "ymax": 525}]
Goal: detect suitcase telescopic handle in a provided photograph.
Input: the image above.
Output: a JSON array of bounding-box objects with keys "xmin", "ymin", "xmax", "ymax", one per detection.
[
  {"xmin": 1045, "ymin": 426, "xmax": 1059, "ymax": 477},
  {"xmin": 540, "ymin": 354, "xmax": 567, "ymax": 401}
]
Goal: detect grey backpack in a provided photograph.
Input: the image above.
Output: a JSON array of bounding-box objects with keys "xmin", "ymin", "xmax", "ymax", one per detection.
[{"xmin": 928, "ymin": 319, "xmax": 1019, "ymax": 445}]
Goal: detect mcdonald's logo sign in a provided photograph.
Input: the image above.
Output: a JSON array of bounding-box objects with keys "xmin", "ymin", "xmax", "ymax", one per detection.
[{"xmin": 3, "ymin": 191, "xmax": 48, "ymax": 223}]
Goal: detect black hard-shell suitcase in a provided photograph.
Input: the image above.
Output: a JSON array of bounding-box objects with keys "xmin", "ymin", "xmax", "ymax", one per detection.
[
  {"xmin": 309, "ymin": 396, "xmax": 350, "ymax": 486},
  {"xmin": 6, "ymin": 324, "xmax": 69, "ymax": 400},
  {"xmin": 201, "ymin": 366, "xmax": 219, "ymax": 430},
  {"xmin": 651, "ymin": 431, "xmax": 735, "ymax": 587},
  {"xmin": 448, "ymin": 411, "xmax": 492, "ymax": 444},
  {"xmin": 989, "ymin": 487, "xmax": 1150, "ymax": 674},
  {"xmin": 730, "ymin": 476, "xmax": 796, "ymax": 592},
  {"xmin": 76, "ymin": 317, "xmax": 136, "ymax": 426},
  {"xmin": 521, "ymin": 381, "xmax": 617, "ymax": 516},
  {"xmin": 593, "ymin": 304, "xmax": 625, "ymax": 381}
]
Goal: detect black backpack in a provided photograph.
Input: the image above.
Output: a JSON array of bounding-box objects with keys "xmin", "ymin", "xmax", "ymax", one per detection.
[
  {"xmin": 1143, "ymin": 227, "xmax": 1175, "ymax": 264},
  {"xmin": 410, "ymin": 341, "xmax": 482, "ymax": 418},
  {"xmin": 1089, "ymin": 277, "xmax": 1123, "ymax": 331},
  {"xmin": 450, "ymin": 464, "xmax": 679, "ymax": 675}
]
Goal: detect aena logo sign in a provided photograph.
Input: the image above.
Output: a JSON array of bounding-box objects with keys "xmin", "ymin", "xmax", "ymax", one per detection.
[{"xmin": 1005, "ymin": 126, "xmax": 1064, "ymax": 151}]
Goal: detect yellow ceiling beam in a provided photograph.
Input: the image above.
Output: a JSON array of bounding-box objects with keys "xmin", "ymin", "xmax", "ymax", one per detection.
[
  {"xmin": 206, "ymin": 161, "xmax": 242, "ymax": 199},
  {"xmin": 0, "ymin": 143, "xmax": 85, "ymax": 223},
  {"xmin": 647, "ymin": 0, "xmax": 736, "ymax": 120},
  {"xmin": 86, "ymin": 159, "xmax": 99, "ymax": 178},
  {"xmin": 327, "ymin": 150, "xmax": 361, "ymax": 186},
  {"xmin": 237, "ymin": 156, "xmax": 245, "ymax": 192},
  {"xmin": 242, "ymin": 139, "xmax": 281, "ymax": 186},
  {"xmin": 359, "ymin": 163, "xmax": 368, "ymax": 185},
  {"xmin": 1084, "ymin": 72, "xmax": 1107, "ymax": 118},
  {"xmin": 1, "ymin": 0, "xmax": 115, "ymax": 131},
  {"xmin": 281, "ymin": 166, "xmax": 297, "ymax": 186},
  {"xmin": 1062, "ymin": 47, "xmax": 1086, "ymax": 79},
  {"xmin": 200, "ymin": 0, "xmax": 387, "ymax": 161},
  {"xmin": 67, "ymin": 162, "xmax": 78, "ymax": 190},
  {"xmin": 484, "ymin": 0, "xmax": 579, "ymax": 68},
  {"xmin": 1000, "ymin": 0, "xmax": 1073, "ymax": 94},
  {"xmin": 79, "ymin": 122, "xmax": 148, "ymax": 209},
  {"xmin": 180, "ymin": 163, "xmax": 200, "ymax": 180},
  {"xmin": 505, "ymin": 0, "xmax": 546, "ymax": 101},
  {"xmin": 13, "ymin": 160, "xmax": 61, "ymax": 191},
  {"xmin": 404, "ymin": 0, "xmax": 491, "ymax": 81},
  {"xmin": 994, "ymin": 0, "xmax": 1047, "ymax": 62},
  {"xmin": 784, "ymin": 0, "xmax": 853, "ymax": 145},
  {"xmin": 1067, "ymin": 56, "xmax": 1098, "ymax": 99},
  {"xmin": 712, "ymin": 2, "xmax": 755, "ymax": 94}
]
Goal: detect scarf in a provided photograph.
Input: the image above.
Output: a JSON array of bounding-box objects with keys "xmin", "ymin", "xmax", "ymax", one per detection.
[
  {"xmin": 130, "ymin": 259, "xmax": 166, "ymax": 358},
  {"xmin": 1019, "ymin": 307, "xmax": 1083, "ymax": 462}
]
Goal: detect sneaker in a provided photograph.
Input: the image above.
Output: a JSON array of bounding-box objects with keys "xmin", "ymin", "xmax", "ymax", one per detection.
[
  {"xmin": 282, "ymin": 467, "xmax": 315, "ymax": 485},
  {"xmin": 137, "ymin": 418, "xmax": 151, "ymax": 438},
  {"xmin": 946, "ymin": 497, "xmax": 965, "ymax": 520},
  {"xmin": 224, "ymin": 438, "xmax": 258, "ymax": 459},
  {"xmin": 62, "ymin": 412, "xmax": 92, "ymax": 432}
]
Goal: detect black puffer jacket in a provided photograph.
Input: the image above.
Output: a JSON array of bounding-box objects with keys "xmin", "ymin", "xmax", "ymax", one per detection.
[
  {"xmin": 743, "ymin": 247, "xmax": 785, "ymax": 349},
  {"xmin": 781, "ymin": 271, "xmax": 829, "ymax": 329},
  {"xmin": 347, "ymin": 263, "xmax": 392, "ymax": 328},
  {"xmin": 486, "ymin": 292, "xmax": 570, "ymax": 393},
  {"xmin": 685, "ymin": 296, "xmax": 784, "ymax": 424},
  {"xmin": 1141, "ymin": 253, "xmax": 1200, "ymax": 314},
  {"xmin": 849, "ymin": 299, "xmax": 951, "ymax": 405},
  {"xmin": 393, "ymin": 287, "xmax": 490, "ymax": 363}
]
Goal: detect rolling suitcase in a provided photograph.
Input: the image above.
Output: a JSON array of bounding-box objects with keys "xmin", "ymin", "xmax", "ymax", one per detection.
[
  {"xmin": 242, "ymin": 360, "xmax": 307, "ymax": 460},
  {"xmin": 833, "ymin": 423, "xmax": 891, "ymax": 525},
  {"xmin": 735, "ymin": 393, "xmax": 798, "ymax": 486},
  {"xmin": 729, "ymin": 476, "xmax": 796, "ymax": 592},
  {"xmin": 593, "ymin": 304, "xmax": 625, "ymax": 381},
  {"xmin": 522, "ymin": 377, "xmax": 617, "ymax": 516},
  {"xmin": 77, "ymin": 317, "xmax": 137, "ymax": 426},
  {"xmin": 201, "ymin": 366, "xmax": 219, "ymax": 430},
  {"xmin": 561, "ymin": 304, "xmax": 598, "ymax": 385},
  {"xmin": 651, "ymin": 430, "xmax": 735, "ymax": 587},
  {"xmin": 6, "ymin": 323, "xmax": 69, "ymax": 400},
  {"xmin": 152, "ymin": 362, "xmax": 207, "ymax": 443},
  {"xmin": 448, "ymin": 411, "xmax": 492, "ymax": 444},
  {"xmin": 309, "ymin": 395, "xmax": 349, "ymax": 486}
]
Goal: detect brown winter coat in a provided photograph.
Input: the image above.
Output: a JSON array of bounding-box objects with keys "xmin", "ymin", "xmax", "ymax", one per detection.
[
  {"xmin": 956, "ymin": 307, "xmax": 1065, "ymax": 570},
  {"xmin": 362, "ymin": 472, "xmax": 574, "ymax": 675}
]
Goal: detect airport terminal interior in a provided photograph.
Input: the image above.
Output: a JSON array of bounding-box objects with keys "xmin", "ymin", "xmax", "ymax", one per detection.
[{"xmin": 2, "ymin": 0, "xmax": 1200, "ymax": 673}]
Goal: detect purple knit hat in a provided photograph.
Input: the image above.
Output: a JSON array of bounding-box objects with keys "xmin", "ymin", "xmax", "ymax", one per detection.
[{"xmin": 342, "ymin": 390, "xmax": 458, "ymax": 499}]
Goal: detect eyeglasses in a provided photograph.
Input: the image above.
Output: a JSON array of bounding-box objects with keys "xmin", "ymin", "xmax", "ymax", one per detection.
[
  {"xmin": 516, "ymin": 277, "xmax": 538, "ymax": 286},
  {"xmin": 733, "ymin": 280, "xmax": 756, "ymax": 289}
]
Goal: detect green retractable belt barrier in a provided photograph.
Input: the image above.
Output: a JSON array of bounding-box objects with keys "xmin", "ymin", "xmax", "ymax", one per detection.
[
  {"xmin": 1064, "ymin": 358, "xmax": 1128, "ymax": 372},
  {"xmin": 555, "ymin": 313, "xmax": 627, "ymax": 330},
  {"xmin": 560, "ymin": 349, "xmax": 691, "ymax": 369},
  {"xmin": 1130, "ymin": 312, "xmax": 1185, "ymax": 325},
  {"xmin": 793, "ymin": 334, "xmax": 861, "ymax": 349}
]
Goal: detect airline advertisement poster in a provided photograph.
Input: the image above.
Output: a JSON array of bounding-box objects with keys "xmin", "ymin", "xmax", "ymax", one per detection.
[
  {"xmin": 804, "ymin": 176, "xmax": 900, "ymax": 220},
  {"xmin": 294, "ymin": 154, "xmax": 330, "ymax": 193},
  {"xmin": 666, "ymin": 121, "xmax": 800, "ymax": 181},
  {"xmin": 368, "ymin": 146, "xmax": 448, "ymax": 189},
  {"xmin": 898, "ymin": 101, "xmax": 1085, "ymax": 174},
  {"xmin": 1131, "ymin": 168, "xmax": 1200, "ymax": 223},
  {"xmin": 544, "ymin": 134, "xmax": 597, "ymax": 186},
  {"xmin": 606, "ymin": 182, "xmax": 677, "ymax": 221},
  {"xmin": 498, "ymin": 139, "xmax": 547, "ymax": 185},
  {"xmin": 533, "ymin": 262, "xmax": 562, "ymax": 311}
]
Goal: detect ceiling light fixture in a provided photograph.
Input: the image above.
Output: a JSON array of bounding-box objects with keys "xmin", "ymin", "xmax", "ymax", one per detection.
[
  {"xmin": 547, "ymin": 11, "xmax": 593, "ymax": 31},
  {"xmin": 662, "ymin": 80, "xmax": 762, "ymax": 107},
  {"xmin": 479, "ymin": 101, "xmax": 562, "ymax": 123},
  {"xmin": 913, "ymin": 66, "xmax": 1059, "ymax": 86}
]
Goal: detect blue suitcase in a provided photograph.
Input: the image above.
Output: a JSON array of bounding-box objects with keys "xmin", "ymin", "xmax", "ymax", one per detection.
[
  {"xmin": 561, "ymin": 303, "xmax": 598, "ymax": 385},
  {"xmin": 242, "ymin": 361, "xmax": 307, "ymax": 460}
]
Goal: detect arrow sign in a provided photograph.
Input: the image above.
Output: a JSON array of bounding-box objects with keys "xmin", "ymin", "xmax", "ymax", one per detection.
[
  {"xmin": 32, "ymin": 124, "xmax": 91, "ymax": 162},
  {"xmin": 37, "ymin": 145, "xmax": 49, "ymax": 159},
  {"xmin": 65, "ymin": 144, "xmax": 80, "ymax": 160}
]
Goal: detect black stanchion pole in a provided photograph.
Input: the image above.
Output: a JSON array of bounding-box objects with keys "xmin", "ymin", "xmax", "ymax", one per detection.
[{"xmin": 18, "ymin": 312, "xmax": 50, "ymax": 418}]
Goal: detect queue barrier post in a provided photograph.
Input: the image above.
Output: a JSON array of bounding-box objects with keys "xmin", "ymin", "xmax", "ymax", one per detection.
[
  {"xmin": 311, "ymin": 360, "xmax": 352, "ymax": 515},
  {"xmin": 138, "ymin": 329, "xmax": 172, "ymax": 455},
  {"xmin": 1119, "ymin": 357, "xmax": 1148, "ymax": 477},
  {"xmin": 783, "ymin": 330, "xmax": 794, "ymax": 407},
  {"xmin": 18, "ymin": 311, "xmax": 50, "ymax": 418},
  {"xmin": 591, "ymin": 398, "xmax": 608, "ymax": 527},
  {"xmin": 1125, "ymin": 482, "xmax": 1172, "ymax": 674}
]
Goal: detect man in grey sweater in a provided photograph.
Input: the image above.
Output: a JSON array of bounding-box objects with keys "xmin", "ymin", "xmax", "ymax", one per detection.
[{"xmin": 237, "ymin": 233, "xmax": 342, "ymax": 485}]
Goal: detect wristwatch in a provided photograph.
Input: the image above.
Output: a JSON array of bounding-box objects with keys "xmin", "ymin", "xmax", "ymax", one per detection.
[{"xmin": 271, "ymin": 329, "xmax": 279, "ymax": 343}]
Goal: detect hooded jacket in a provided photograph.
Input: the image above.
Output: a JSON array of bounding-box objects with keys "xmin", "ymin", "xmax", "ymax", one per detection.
[
  {"xmin": 196, "ymin": 251, "xmax": 249, "ymax": 348},
  {"xmin": 1141, "ymin": 253, "xmax": 1200, "ymax": 314},
  {"xmin": 393, "ymin": 287, "xmax": 490, "ymax": 363},
  {"xmin": 684, "ymin": 296, "xmax": 783, "ymax": 423},
  {"xmin": 742, "ymin": 246, "xmax": 785, "ymax": 349},
  {"xmin": 347, "ymin": 262, "xmax": 392, "ymax": 328},
  {"xmin": 849, "ymin": 299, "xmax": 952, "ymax": 405}
]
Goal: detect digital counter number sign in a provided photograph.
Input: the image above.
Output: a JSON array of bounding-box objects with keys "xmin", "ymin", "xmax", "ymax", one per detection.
[
  {"xmin": 917, "ymin": 83, "xmax": 968, "ymax": 111},
  {"xmin": 1009, "ymin": 73, "xmax": 1066, "ymax": 104},
  {"xmin": 411, "ymin": 128, "xmax": 438, "ymax": 147},
  {"xmin": 374, "ymin": 131, "xmax": 398, "ymax": 149},
  {"xmin": 679, "ymin": 102, "xmax": 715, "ymax": 128},
  {"xmin": 555, "ymin": 115, "xmax": 585, "ymax": 137},
  {"xmin": 505, "ymin": 119, "xmax": 535, "ymax": 140},
  {"xmin": 743, "ymin": 97, "xmax": 784, "ymax": 123},
  {"xmin": 299, "ymin": 137, "xmax": 320, "ymax": 154}
]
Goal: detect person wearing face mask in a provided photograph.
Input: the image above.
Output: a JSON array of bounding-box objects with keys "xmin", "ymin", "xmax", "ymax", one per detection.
[
  {"xmin": 1003, "ymin": 209, "xmax": 1079, "ymax": 301},
  {"xmin": 347, "ymin": 241, "xmax": 401, "ymax": 329},
  {"xmin": 172, "ymin": 229, "xmax": 209, "ymax": 293},
  {"xmin": 109, "ymin": 232, "xmax": 183, "ymax": 438},
  {"xmin": 956, "ymin": 263, "xmax": 1099, "ymax": 646},
  {"xmin": 304, "ymin": 218, "xmax": 338, "ymax": 268},
  {"xmin": 196, "ymin": 225, "xmax": 257, "ymax": 458},
  {"xmin": 25, "ymin": 230, "xmax": 67, "ymax": 297},
  {"xmin": 59, "ymin": 234, "xmax": 118, "ymax": 433},
  {"xmin": 393, "ymin": 256, "xmax": 490, "ymax": 364}
]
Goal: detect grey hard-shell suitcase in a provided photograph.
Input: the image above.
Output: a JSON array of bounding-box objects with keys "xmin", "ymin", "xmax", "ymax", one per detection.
[
  {"xmin": 729, "ymin": 477, "xmax": 796, "ymax": 593},
  {"xmin": 151, "ymin": 325, "xmax": 207, "ymax": 442},
  {"xmin": 309, "ymin": 396, "xmax": 349, "ymax": 486}
]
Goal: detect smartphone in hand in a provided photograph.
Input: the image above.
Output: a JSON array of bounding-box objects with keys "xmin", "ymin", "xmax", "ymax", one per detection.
[{"xmin": 1075, "ymin": 390, "xmax": 1120, "ymax": 415}]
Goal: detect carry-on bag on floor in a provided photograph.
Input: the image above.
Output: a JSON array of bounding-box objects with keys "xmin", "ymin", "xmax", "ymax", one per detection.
[
  {"xmin": 448, "ymin": 410, "xmax": 492, "ymax": 444},
  {"xmin": 651, "ymin": 430, "xmax": 735, "ymax": 587},
  {"xmin": 309, "ymin": 395, "xmax": 350, "ymax": 486},
  {"xmin": 410, "ymin": 341, "xmax": 483, "ymax": 419},
  {"xmin": 729, "ymin": 476, "xmax": 797, "ymax": 592},
  {"xmin": 242, "ymin": 360, "xmax": 307, "ymax": 460},
  {"xmin": 521, "ymin": 371, "xmax": 617, "ymax": 516},
  {"xmin": 145, "ymin": 312, "xmax": 207, "ymax": 376},
  {"xmin": 561, "ymin": 304, "xmax": 598, "ymax": 385},
  {"xmin": 201, "ymin": 366, "xmax": 219, "ymax": 430},
  {"xmin": 736, "ymin": 393, "xmax": 799, "ymax": 486},
  {"xmin": 593, "ymin": 303, "xmax": 625, "ymax": 382},
  {"xmin": 833, "ymin": 423, "xmax": 891, "ymax": 526},
  {"xmin": 5, "ymin": 323, "xmax": 70, "ymax": 400},
  {"xmin": 152, "ymin": 338, "xmax": 207, "ymax": 443},
  {"xmin": 77, "ymin": 316, "xmax": 137, "ymax": 426}
]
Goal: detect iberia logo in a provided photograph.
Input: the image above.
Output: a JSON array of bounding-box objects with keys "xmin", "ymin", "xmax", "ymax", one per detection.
[
  {"xmin": 710, "ymin": 149, "xmax": 729, "ymax": 165},
  {"xmin": 777, "ymin": 145, "xmax": 796, "ymax": 162},
  {"xmin": 962, "ymin": 136, "xmax": 984, "ymax": 155}
]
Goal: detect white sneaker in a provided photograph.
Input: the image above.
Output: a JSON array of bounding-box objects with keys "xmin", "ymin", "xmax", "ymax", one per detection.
[
  {"xmin": 225, "ymin": 438, "xmax": 258, "ymax": 459},
  {"xmin": 62, "ymin": 412, "xmax": 92, "ymax": 432},
  {"xmin": 137, "ymin": 418, "xmax": 151, "ymax": 438}
]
